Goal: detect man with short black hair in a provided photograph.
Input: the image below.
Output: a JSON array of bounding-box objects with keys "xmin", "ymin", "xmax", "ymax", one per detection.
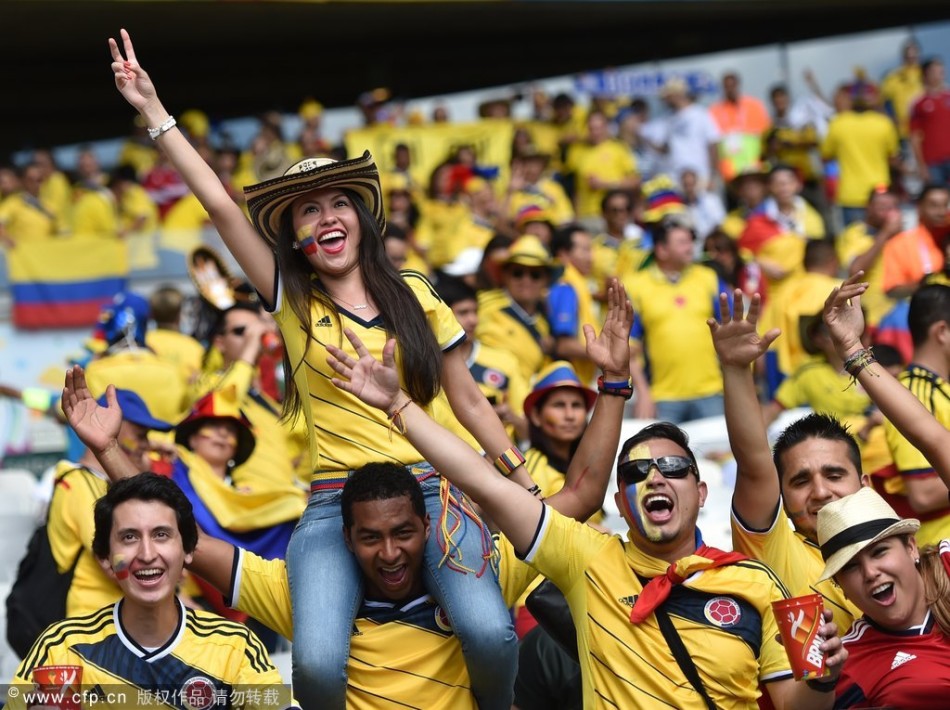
[
  {"xmin": 710, "ymin": 291, "xmax": 867, "ymax": 634},
  {"xmin": 9, "ymin": 473, "xmax": 294, "ymax": 710}
]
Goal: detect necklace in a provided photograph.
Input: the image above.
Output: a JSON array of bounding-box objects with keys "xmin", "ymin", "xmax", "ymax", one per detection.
[{"xmin": 330, "ymin": 292, "xmax": 370, "ymax": 311}]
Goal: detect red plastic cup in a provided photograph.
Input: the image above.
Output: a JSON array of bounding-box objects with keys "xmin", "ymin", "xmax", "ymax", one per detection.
[
  {"xmin": 31, "ymin": 665, "xmax": 82, "ymax": 710},
  {"xmin": 771, "ymin": 594, "xmax": 829, "ymax": 680}
]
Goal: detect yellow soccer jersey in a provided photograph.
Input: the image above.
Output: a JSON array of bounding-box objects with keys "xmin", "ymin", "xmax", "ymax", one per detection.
[
  {"xmin": 591, "ymin": 233, "xmax": 649, "ymax": 288},
  {"xmin": 566, "ymin": 140, "xmax": 637, "ymax": 219},
  {"xmin": 231, "ymin": 537, "xmax": 537, "ymax": 710},
  {"xmin": 884, "ymin": 365, "xmax": 950, "ymax": 545},
  {"xmin": 85, "ymin": 350, "xmax": 190, "ymax": 425},
  {"xmin": 0, "ymin": 193, "xmax": 58, "ymax": 243},
  {"xmin": 731, "ymin": 505, "xmax": 860, "ymax": 634},
  {"xmin": 476, "ymin": 289, "xmax": 552, "ymax": 383},
  {"xmin": 161, "ymin": 193, "xmax": 209, "ymax": 252},
  {"xmin": 46, "ymin": 462, "xmax": 120, "ymax": 617},
  {"xmin": 506, "ymin": 178, "xmax": 575, "ymax": 226},
  {"xmin": 191, "ymin": 361, "xmax": 308, "ymax": 491},
  {"xmin": 836, "ymin": 221, "xmax": 895, "ymax": 327},
  {"xmin": 413, "ymin": 199, "xmax": 468, "ymax": 258},
  {"xmin": 881, "ymin": 64, "xmax": 923, "ymax": 138},
  {"xmin": 427, "ymin": 215, "xmax": 492, "ymax": 270},
  {"xmin": 146, "ymin": 329, "xmax": 205, "ymax": 389},
  {"xmin": 72, "ymin": 189, "xmax": 118, "ymax": 240},
  {"xmin": 272, "ymin": 270, "xmax": 467, "ymax": 475},
  {"xmin": 39, "ymin": 171, "xmax": 73, "ymax": 227},
  {"xmin": 527, "ymin": 506, "xmax": 792, "ymax": 709},
  {"xmin": 624, "ymin": 263, "xmax": 724, "ymax": 401},
  {"xmin": 821, "ymin": 112, "xmax": 899, "ymax": 208},
  {"xmin": 9, "ymin": 600, "xmax": 293, "ymax": 710},
  {"xmin": 525, "ymin": 448, "xmax": 604, "ymax": 526},
  {"xmin": 467, "ymin": 340, "xmax": 528, "ymax": 442}
]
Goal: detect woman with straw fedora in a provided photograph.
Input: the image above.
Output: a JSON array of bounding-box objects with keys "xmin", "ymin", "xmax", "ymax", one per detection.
[
  {"xmin": 107, "ymin": 29, "xmax": 534, "ymax": 709},
  {"xmin": 817, "ymin": 487, "xmax": 950, "ymax": 708}
]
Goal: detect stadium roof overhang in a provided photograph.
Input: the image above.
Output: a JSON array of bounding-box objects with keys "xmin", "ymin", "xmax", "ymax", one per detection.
[{"xmin": 5, "ymin": 0, "xmax": 948, "ymax": 158}]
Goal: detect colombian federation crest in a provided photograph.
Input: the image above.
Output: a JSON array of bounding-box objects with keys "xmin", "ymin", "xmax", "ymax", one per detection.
[{"xmin": 704, "ymin": 597, "xmax": 741, "ymax": 628}]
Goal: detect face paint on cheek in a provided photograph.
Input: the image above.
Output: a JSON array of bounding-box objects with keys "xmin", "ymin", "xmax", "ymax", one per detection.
[
  {"xmin": 621, "ymin": 480, "xmax": 664, "ymax": 542},
  {"xmin": 295, "ymin": 225, "xmax": 319, "ymax": 255},
  {"xmin": 112, "ymin": 554, "xmax": 129, "ymax": 581}
]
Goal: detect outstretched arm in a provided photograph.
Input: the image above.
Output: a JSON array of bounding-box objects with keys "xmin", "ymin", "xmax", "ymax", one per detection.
[
  {"xmin": 547, "ymin": 279, "xmax": 632, "ymax": 519},
  {"xmin": 328, "ymin": 332, "xmax": 543, "ymax": 555},
  {"xmin": 824, "ymin": 274, "xmax": 950, "ymax": 489},
  {"xmin": 62, "ymin": 365, "xmax": 140, "ymax": 481},
  {"xmin": 108, "ymin": 29, "xmax": 275, "ymax": 302},
  {"xmin": 709, "ymin": 291, "xmax": 782, "ymax": 530}
]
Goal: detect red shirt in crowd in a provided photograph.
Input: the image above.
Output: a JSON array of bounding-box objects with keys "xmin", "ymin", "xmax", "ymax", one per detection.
[{"xmin": 910, "ymin": 90, "xmax": 950, "ymax": 165}]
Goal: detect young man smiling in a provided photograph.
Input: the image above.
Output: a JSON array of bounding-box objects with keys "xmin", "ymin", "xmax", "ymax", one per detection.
[
  {"xmin": 710, "ymin": 290, "xmax": 867, "ymax": 634},
  {"xmin": 8, "ymin": 473, "xmax": 294, "ymax": 710}
]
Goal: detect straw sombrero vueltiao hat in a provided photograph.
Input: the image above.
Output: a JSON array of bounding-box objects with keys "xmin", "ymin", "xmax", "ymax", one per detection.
[
  {"xmin": 244, "ymin": 150, "xmax": 385, "ymax": 249},
  {"xmin": 817, "ymin": 487, "xmax": 920, "ymax": 582}
]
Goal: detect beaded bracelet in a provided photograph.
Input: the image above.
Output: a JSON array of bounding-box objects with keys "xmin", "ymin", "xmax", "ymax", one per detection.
[
  {"xmin": 494, "ymin": 446, "xmax": 526, "ymax": 476},
  {"xmin": 597, "ymin": 375, "xmax": 633, "ymax": 400}
]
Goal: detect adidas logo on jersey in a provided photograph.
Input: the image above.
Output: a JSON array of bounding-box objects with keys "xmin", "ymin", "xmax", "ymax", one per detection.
[
  {"xmin": 618, "ymin": 595, "xmax": 638, "ymax": 608},
  {"xmin": 316, "ymin": 315, "xmax": 333, "ymax": 327},
  {"xmin": 890, "ymin": 651, "xmax": 917, "ymax": 669}
]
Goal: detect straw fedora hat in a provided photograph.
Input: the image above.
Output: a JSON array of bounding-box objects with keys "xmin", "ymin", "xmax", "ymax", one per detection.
[
  {"xmin": 244, "ymin": 150, "xmax": 385, "ymax": 249},
  {"xmin": 503, "ymin": 235, "xmax": 555, "ymax": 270},
  {"xmin": 817, "ymin": 487, "xmax": 920, "ymax": 582}
]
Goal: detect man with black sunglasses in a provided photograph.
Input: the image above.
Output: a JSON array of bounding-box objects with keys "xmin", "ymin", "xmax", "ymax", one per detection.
[
  {"xmin": 191, "ymin": 302, "xmax": 309, "ymax": 490},
  {"xmin": 326, "ymin": 312, "xmax": 847, "ymax": 709}
]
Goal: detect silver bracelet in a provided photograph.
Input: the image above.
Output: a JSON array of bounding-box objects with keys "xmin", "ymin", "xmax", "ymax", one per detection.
[{"xmin": 147, "ymin": 116, "xmax": 176, "ymax": 141}]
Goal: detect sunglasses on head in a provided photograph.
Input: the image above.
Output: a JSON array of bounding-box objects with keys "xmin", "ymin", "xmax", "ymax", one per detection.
[
  {"xmin": 509, "ymin": 267, "xmax": 546, "ymax": 281},
  {"xmin": 618, "ymin": 456, "xmax": 695, "ymax": 484},
  {"xmin": 226, "ymin": 325, "xmax": 247, "ymax": 336}
]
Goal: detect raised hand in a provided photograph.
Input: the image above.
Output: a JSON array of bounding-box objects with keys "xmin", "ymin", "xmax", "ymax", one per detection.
[
  {"xmin": 62, "ymin": 365, "xmax": 122, "ymax": 453},
  {"xmin": 823, "ymin": 272, "xmax": 869, "ymax": 360},
  {"xmin": 708, "ymin": 290, "xmax": 780, "ymax": 369},
  {"xmin": 327, "ymin": 328, "xmax": 402, "ymax": 412},
  {"xmin": 108, "ymin": 28, "xmax": 158, "ymax": 113},
  {"xmin": 583, "ymin": 278, "xmax": 633, "ymax": 378}
]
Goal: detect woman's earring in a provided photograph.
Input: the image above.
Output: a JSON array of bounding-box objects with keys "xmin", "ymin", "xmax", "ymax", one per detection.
[
  {"xmin": 228, "ymin": 458, "xmax": 236, "ymax": 469},
  {"xmin": 915, "ymin": 557, "xmax": 921, "ymax": 566},
  {"xmin": 292, "ymin": 241, "xmax": 301, "ymax": 251}
]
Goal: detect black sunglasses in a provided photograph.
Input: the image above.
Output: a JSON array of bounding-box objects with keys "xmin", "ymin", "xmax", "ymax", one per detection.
[
  {"xmin": 226, "ymin": 325, "xmax": 247, "ymax": 336},
  {"xmin": 618, "ymin": 456, "xmax": 695, "ymax": 484},
  {"xmin": 509, "ymin": 268, "xmax": 546, "ymax": 281}
]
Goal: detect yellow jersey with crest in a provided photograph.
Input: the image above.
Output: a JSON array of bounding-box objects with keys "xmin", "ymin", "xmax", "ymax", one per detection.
[
  {"xmin": 527, "ymin": 505, "xmax": 793, "ymax": 709},
  {"xmin": 731, "ymin": 504, "xmax": 861, "ymax": 635},
  {"xmin": 231, "ymin": 537, "xmax": 537, "ymax": 710},
  {"xmin": 476, "ymin": 288, "xmax": 552, "ymax": 383},
  {"xmin": 9, "ymin": 600, "xmax": 294, "ymax": 709},
  {"xmin": 272, "ymin": 270, "xmax": 471, "ymax": 475}
]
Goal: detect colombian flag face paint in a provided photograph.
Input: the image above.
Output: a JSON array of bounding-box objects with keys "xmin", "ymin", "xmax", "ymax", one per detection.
[
  {"xmin": 296, "ymin": 225, "xmax": 319, "ymax": 254},
  {"xmin": 112, "ymin": 554, "xmax": 130, "ymax": 580},
  {"xmin": 619, "ymin": 444, "xmax": 664, "ymax": 542}
]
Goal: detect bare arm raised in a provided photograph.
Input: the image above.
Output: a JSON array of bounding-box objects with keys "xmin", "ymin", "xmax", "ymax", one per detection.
[
  {"xmin": 328, "ymin": 332, "xmax": 543, "ymax": 555},
  {"xmin": 709, "ymin": 291, "xmax": 782, "ymax": 530},
  {"xmin": 824, "ymin": 274, "xmax": 950, "ymax": 490},
  {"xmin": 109, "ymin": 29, "xmax": 275, "ymax": 302}
]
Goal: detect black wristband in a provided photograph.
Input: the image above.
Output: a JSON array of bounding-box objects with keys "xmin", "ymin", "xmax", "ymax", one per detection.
[{"xmin": 805, "ymin": 677, "xmax": 837, "ymax": 693}]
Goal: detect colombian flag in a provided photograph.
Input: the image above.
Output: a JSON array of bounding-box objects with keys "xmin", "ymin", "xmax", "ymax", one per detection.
[{"xmin": 8, "ymin": 237, "xmax": 128, "ymax": 329}]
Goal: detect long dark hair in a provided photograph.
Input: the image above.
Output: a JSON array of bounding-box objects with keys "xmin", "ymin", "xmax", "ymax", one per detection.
[{"xmin": 275, "ymin": 188, "xmax": 442, "ymax": 421}]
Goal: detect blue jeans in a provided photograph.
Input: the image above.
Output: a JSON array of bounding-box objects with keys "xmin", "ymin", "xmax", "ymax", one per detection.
[
  {"xmin": 655, "ymin": 394, "xmax": 724, "ymax": 424},
  {"xmin": 287, "ymin": 463, "xmax": 517, "ymax": 709}
]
